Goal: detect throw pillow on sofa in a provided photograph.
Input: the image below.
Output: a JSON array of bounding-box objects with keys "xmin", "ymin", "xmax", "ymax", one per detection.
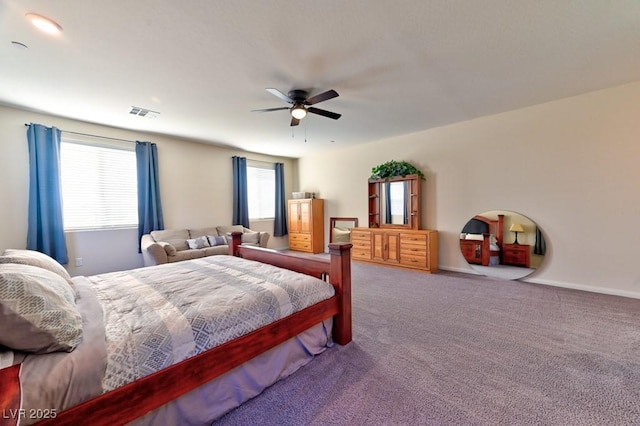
[
  {"xmin": 241, "ymin": 232, "xmax": 261, "ymax": 245},
  {"xmin": 207, "ymin": 235, "xmax": 227, "ymax": 246},
  {"xmin": 186, "ymin": 236, "xmax": 210, "ymax": 249}
]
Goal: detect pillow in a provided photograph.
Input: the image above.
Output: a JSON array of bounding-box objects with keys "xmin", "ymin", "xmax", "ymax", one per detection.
[
  {"xmin": 159, "ymin": 242, "xmax": 177, "ymax": 256},
  {"xmin": 332, "ymin": 228, "xmax": 351, "ymax": 243},
  {"xmin": 465, "ymin": 234, "xmax": 484, "ymax": 241},
  {"xmin": 0, "ymin": 249, "xmax": 76, "ymax": 296},
  {"xmin": 186, "ymin": 236, "xmax": 210, "ymax": 250},
  {"xmin": 241, "ymin": 232, "xmax": 260, "ymax": 245},
  {"xmin": 0, "ymin": 264, "xmax": 83, "ymax": 354},
  {"xmin": 150, "ymin": 229, "xmax": 190, "ymax": 251},
  {"xmin": 207, "ymin": 235, "xmax": 227, "ymax": 246},
  {"xmin": 216, "ymin": 225, "xmax": 245, "ymax": 237}
]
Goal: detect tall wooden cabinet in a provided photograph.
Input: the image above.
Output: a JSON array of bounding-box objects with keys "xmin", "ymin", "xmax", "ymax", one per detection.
[
  {"xmin": 288, "ymin": 198, "xmax": 324, "ymax": 253},
  {"xmin": 351, "ymin": 227, "xmax": 438, "ymax": 273}
]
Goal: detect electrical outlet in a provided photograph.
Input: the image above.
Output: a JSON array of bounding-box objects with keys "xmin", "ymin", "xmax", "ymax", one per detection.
[{"xmin": 75, "ymin": 257, "xmax": 83, "ymax": 267}]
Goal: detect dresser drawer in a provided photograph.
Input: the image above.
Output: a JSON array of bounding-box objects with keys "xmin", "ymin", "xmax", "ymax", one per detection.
[
  {"xmin": 352, "ymin": 239, "xmax": 371, "ymax": 250},
  {"xmin": 289, "ymin": 233, "xmax": 310, "ymax": 242},
  {"xmin": 290, "ymin": 240, "xmax": 311, "ymax": 251},
  {"xmin": 351, "ymin": 230, "xmax": 371, "ymax": 241},
  {"xmin": 352, "ymin": 249, "xmax": 372, "ymax": 260},
  {"xmin": 400, "ymin": 253, "xmax": 427, "ymax": 268},
  {"xmin": 400, "ymin": 244, "xmax": 427, "ymax": 256},
  {"xmin": 400, "ymin": 233, "xmax": 427, "ymax": 246},
  {"xmin": 504, "ymin": 252, "xmax": 525, "ymax": 263}
]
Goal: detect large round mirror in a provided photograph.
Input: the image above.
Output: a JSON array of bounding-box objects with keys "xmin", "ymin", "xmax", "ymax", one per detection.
[{"xmin": 459, "ymin": 210, "xmax": 546, "ymax": 280}]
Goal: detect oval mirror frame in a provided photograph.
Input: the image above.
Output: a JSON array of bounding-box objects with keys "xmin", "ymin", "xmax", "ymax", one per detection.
[{"xmin": 459, "ymin": 210, "xmax": 547, "ymax": 280}]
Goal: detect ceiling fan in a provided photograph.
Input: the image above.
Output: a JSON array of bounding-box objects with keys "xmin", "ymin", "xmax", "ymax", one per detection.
[{"xmin": 252, "ymin": 88, "xmax": 341, "ymax": 126}]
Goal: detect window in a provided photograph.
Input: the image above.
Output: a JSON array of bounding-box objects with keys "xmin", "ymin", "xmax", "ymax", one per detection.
[
  {"xmin": 247, "ymin": 163, "xmax": 275, "ymax": 220},
  {"xmin": 60, "ymin": 138, "xmax": 138, "ymax": 230}
]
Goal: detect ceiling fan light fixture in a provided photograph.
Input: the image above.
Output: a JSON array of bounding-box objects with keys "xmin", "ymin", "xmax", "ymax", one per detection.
[
  {"xmin": 291, "ymin": 104, "xmax": 307, "ymax": 119},
  {"xmin": 26, "ymin": 13, "xmax": 63, "ymax": 35}
]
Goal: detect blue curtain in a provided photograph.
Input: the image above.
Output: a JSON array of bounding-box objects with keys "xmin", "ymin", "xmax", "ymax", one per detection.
[
  {"xmin": 274, "ymin": 162, "xmax": 288, "ymax": 237},
  {"xmin": 26, "ymin": 123, "xmax": 68, "ymax": 264},
  {"xmin": 136, "ymin": 142, "xmax": 164, "ymax": 251},
  {"xmin": 534, "ymin": 226, "xmax": 546, "ymax": 255},
  {"xmin": 232, "ymin": 156, "xmax": 250, "ymax": 227}
]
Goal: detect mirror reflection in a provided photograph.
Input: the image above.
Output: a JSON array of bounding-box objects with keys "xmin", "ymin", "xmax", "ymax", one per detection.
[
  {"xmin": 330, "ymin": 217, "xmax": 359, "ymax": 243},
  {"xmin": 459, "ymin": 210, "xmax": 546, "ymax": 280},
  {"xmin": 381, "ymin": 181, "xmax": 409, "ymax": 225},
  {"xmin": 368, "ymin": 174, "xmax": 420, "ymax": 229}
]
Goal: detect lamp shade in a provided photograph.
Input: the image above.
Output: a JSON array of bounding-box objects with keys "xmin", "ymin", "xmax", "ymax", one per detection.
[{"xmin": 509, "ymin": 223, "xmax": 524, "ymax": 233}]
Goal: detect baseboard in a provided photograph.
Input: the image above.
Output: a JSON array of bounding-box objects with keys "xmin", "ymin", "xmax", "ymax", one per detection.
[
  {"xmin": 439, "ymin": 266, "xmax": 640, "ymax": 300},
  {"xmin": 523, "ymin": 277, "xmax": 640, "ymax": 300}
]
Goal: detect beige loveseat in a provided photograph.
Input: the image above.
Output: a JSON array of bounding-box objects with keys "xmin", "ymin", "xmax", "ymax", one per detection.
[{"xmin": 141, "ymin": 225, "xmax": 270, "ymax": 266}]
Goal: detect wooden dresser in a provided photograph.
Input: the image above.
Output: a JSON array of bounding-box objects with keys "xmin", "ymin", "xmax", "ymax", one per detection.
[
  {"xmin": 502, "ymin": 244, "xmax": 530, "ymax": 268},
  {"xmin": 287, "ymin": 198, "xmax": 324, "ymax": 254},
  {"xmin": 351, "ymin": 227, "xmax": 438, "ymax": 272}
]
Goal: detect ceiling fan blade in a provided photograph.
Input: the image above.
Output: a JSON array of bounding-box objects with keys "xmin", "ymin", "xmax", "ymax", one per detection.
[
  {"xmin": 308, "ymin": 107, "xmax": 341, "ymax": 120},
  {"xmin": 305, "ymin": 89, "xmax": 339, "ymax": 105},
  {"xmin": 266, "ymin": 88, "xmax": 293, "ymax": 104},
  {"xmin": 251, "ymin": 107, "xmax": 290, "ymax": 113},
  {"xmin": 290, "ymin": 116, "xmax": 300, "ymax": 127}
]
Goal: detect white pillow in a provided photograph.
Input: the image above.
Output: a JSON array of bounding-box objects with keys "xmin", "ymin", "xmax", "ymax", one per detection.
[
  {"xmin": 0, "ymin": 249, "xmax": 76, "ymax": 296},
  {"xmin": 0, "ymin": 264, "xmax": 83, "ymax": 353},
  {"xmin": 241, "ymin": 232, "xmax": 261, "ymax": 245},
  {"xmin": 186, "ymin": 236, "xmax": 210, "ymax": 249}
]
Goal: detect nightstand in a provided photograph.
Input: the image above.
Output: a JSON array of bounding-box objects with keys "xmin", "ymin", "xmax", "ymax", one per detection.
[{"xmin": 502, "ymin": 244, "xmax": 530, "ymax": 268}]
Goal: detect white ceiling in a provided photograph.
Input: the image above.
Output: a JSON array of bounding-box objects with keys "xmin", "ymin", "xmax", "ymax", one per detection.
[{"xmin": 1, "ymin": 1, "xmax": 639, "ymax": 158}]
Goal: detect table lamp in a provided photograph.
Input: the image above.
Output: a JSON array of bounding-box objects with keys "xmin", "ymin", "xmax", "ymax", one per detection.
[{"xmin": 509, "ymin": 223, "xmax": 524, "ymax": 244}]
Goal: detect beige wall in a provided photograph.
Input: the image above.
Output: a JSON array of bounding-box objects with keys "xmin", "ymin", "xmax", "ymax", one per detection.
[
  {"xmin": 299, "ymin": 81, "xmax": 640, "ymax": 298},
  {"xmin": 0, "ymin": 105, "xmax": 296, "ymax": 275}
]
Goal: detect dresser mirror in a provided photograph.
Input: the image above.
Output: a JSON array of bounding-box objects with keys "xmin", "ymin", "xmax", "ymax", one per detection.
[
  {"xmin": 368, "ymin": 174, "xmax": 421, "ymax": 229},
  {"xmin": 329, "ymin": 217, "xmax": 359, "ymax": 243},
  {"xmin": 459, "ymin": 210, "xmax": 546, "ymax": 280}
]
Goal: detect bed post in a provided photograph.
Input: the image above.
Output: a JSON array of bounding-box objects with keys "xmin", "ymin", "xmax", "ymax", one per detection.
[
  {"xmin": 329, "ymin": 242, "xmax": 353, "ymax": 345},
  {"xmin": 228, "ymin": 231, "xmax": 243, "ymax": 256}
]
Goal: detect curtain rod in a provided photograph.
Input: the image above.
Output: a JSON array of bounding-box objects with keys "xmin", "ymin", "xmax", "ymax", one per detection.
[{"xmin": 24, "ymin": 123, "xmax": 137, "ymax": 144}]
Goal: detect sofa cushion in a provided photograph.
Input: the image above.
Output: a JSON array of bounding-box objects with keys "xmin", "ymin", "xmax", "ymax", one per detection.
[
  {"xmin": 189, "ymin": 227, "xmax": 218, "ymax": 239},
  {"xmin": 186, "ymin": 236, "xmax": 210, "ymax": 250},
  {"xmin": 168, "ymin": 249, "xmax": 205, "ymax": 263},
  {"xmin": 151, "ymin": 229, "xmax": 190, "ymax": 252},
  {"xmin": 207, "ymin": 235, "xmax": 227, "ymax": 246},
  {"xmin": 202, "ymin": 246, "xmax": 229, "ymax": 256}
]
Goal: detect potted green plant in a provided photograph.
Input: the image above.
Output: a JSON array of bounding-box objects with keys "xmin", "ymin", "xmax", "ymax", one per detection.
[{"xmin": 370, "ymin": 160, "xmax": 425, "ymax": 180}]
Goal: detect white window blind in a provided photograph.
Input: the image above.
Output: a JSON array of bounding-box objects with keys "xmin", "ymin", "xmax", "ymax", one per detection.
[
  {"xmin": 247, "ymin": 164, "xmax": 275, "ymax": 220},
  {"xmin": 60, "ymin": 140, "xmax": 138, "ymax": 230}
]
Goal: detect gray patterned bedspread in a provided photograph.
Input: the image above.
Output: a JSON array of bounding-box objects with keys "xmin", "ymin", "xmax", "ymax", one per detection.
[
  {"xmin": 92, "ymin": 255, "xmax": 335, "ymax": 391},
  {"xmin": 12, "ymin": 255, "xmax": 335, "ymax": 424}
]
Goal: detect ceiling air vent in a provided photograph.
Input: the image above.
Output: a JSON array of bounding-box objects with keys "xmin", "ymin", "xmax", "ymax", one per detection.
[{"xmin": 129, "ymin": 106, "xmax": 160, "ymax": 119}]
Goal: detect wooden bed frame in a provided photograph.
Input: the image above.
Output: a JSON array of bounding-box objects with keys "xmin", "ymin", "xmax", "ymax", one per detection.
[
  {"xmin": 40, "ymin": 233, "xmax": 353, "ymax": 425},
  {"xmin": 459, "ymin": 214, "xmax": 504, "ymax": 266}
]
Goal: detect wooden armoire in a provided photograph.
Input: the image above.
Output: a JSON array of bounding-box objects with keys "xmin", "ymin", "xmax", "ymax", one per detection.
[{"xmin": 287, "ymin": 198, "xmax": 324, "ymax": 253}]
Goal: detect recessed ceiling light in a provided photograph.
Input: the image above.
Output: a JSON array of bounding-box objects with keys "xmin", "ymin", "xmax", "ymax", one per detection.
[{"xmin": 25, "ymin": 13, "xmax": 63, "ymax": 35}]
